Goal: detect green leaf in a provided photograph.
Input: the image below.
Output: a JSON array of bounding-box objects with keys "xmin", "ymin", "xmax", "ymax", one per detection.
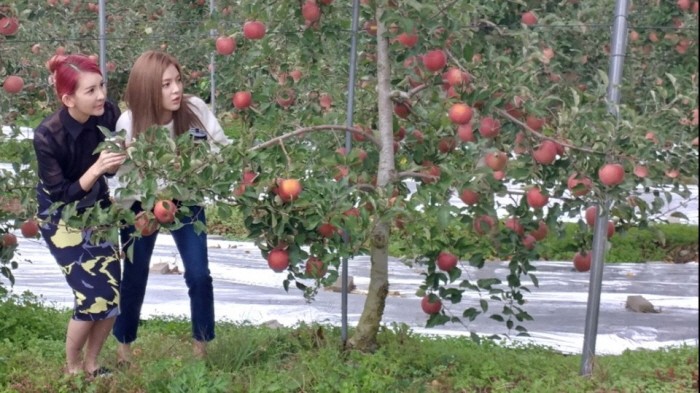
[
  {"xmin": 479, "ymin": 299, "xmax": 488, "ymax": 312},
  {"xmin": 490, "ymin": 314, "xmax": 504, "ymax": 322}
]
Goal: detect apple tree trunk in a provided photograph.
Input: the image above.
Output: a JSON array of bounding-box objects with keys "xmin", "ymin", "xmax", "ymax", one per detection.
[{"xmin": 347, "ymin": 6, "xmax": 395, "ymax": 352}]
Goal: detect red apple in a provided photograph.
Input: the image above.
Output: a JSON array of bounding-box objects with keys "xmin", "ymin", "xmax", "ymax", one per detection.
[
  {"xmin": 215, "ymin": 36, "xmax": 236, "ymax": 55},
  {"xmin": 243, "ymin": 20, "xmax": 266, "ymax": 40},
  {"xmin": 607, "ymin": 221, "xmax": 615, "ymax": 238},
  {"xmin": 493, "ymin": 170, "xmax": 506, "ymax": 181},
  {"xmin": 448, "ymin": 103, "xmax": 473, "ymax": 125},
  {"xmin": 154, "ymin": 199, "xmax": 177, "ymax": 224},
  {"xmin": 393, "ymin": 127, "xmax": 406, "ymax": 141},
  {"xmin": 436, "ymin": 251, "xmax": 458, "ymax": 271},
  {"xmin": 2, "ymin": 233, "xmax": 17, "ymax": 247},
  {"xmin": 529, "ymin": 220, "xmax": 549, "ymax": 241},
  {"xmin": 567, "ymin": 173, "xmax": 593, "ymax": 196},
  {"xmin": 629, "ymin": 30, "xmax": 640, "ymax": 42},
  {"xmin": 394, "ymin": 102, "xmax": 411, "ymax": 118},
  {"xmin": 278, "ymin": 179, "xmax": 302, "ymax": 202},
  {"xmin": 241, "ymin": 170, "xmax": 258, "ymax": 185},
  {"xmin": 521, "ymin": 11, "xmax": 538, "ymax": 26},
  {"xmin": 305, "ymin": 256, "xmax": 326, "ymax": 278},
  {"xmin": 396, "ymin": 32, "xmax": 418, "ymax": 47},
  {"xmin": 505, "ymin": 217, "xmax": 525, "ymax": 236},
  {"xmin": 585, "ymin": 206, "xmax": 598, "ymax": 226},
  {"xmin": 645, "ymin": 131, "xmax": 658, "ymax": 143},
  {"xmin": 484, "ymin": 151, "xmax": 507, "ymax": 171},
  {"xmin": 334, "ymin": 165, "xmax": 349, "ymax": 181},
  {"xmin": 478, "ymin": 117, "xmax": 501, "ymax": 138},
  {"xmin": 276, "ymin": 89, "xmax": 296, "ymax": 108},
  {"xmin": 678, "ymin": 0, "xmax": 691, "ymax": 10},
  {"xmin": 267, "ymin": 249, "xmax": 289, "ymax": 272},
  {"xmin": 438, "ymin": 137, "xmax": 456, "ymax": 153},
  {"xmin": 3, "ymin": 75, "xmax": 24, "ymax": 94},
  {"xmin": 457, "ymin": 123, "xmax": 475, "ymax": 143},
  {"xmin": 422, "ymin": 49, "xmax": 447, "ymax": 72},
  {"xmin": 443, "ymin": 67, "xmax": 469, "ymax": 86},
  {"xmin": 473, "ymin": 215, "xmax": 496, "ymax": 235},
  {"xmin": 20, "ymin": 219, "xmax": 40, "ymax": 238},
  {"xmin": 343, "ymin": 207, "xmax": 360, "ymax": 217},
  {"xmin": 573, "ymin": 251, "xmax": 592, "ymax": 272},
  {"xmin": 288, "ymin": 70, "xmax": 303, "ymax": 82},
  {"xmin": 134, "ymin": 211, "xmax": 160, "ymax": 236},
  {"xmin": 421, "ymin": 295, "xmax": 442, "ymax": 315},
  {"xmin": 633, "ymin": 165, "xmax": 648, "ymax": 178},
  {"xmin": 232, "ymin": 91, "xmax": 252, "ymax": 109},
  {"xmin": 421, "ymin": 162, "xmax": 441, "ymax": 184},
  {"xmin": 319, "ymin": 93, "xmax": 332, "ymax": 109},
  {"xmin": 526, "ymin": 187, "xmax": 548, "ymax": 209},
  {"xmin": 0, "ymin": 17, "xmax": 19, "ymax": 36},
  {"xmin": 522, "ymin": 234, "xmax": 536, "ymax": 250},
  {"xmin": 532, "ymin": 140, "xmax": 558, "ymax": 165},
  {"xmin": 525, "ymin": 115, "xmax": 545, "ymax": 131},
  {"xmin": 412, "ymin": 129, "xmax": 424, "ymax": 142},
  {"xmin": 598, "ymin": 163, "xmax": 625, "ymax": 186},
  {"xmin": 301, "ymin": 1, "xmax": 321, "ymax": 23},
  {"xmin": 317, "ymin": 223, "xmax": 337, "ymax": 238},
  {"xmin": 459, "ymin": 189, "xmax": 479, "ymax": 205},
  {"xmin": 357, "ymin": 149, "xmax": 368, "ymax": 162}
]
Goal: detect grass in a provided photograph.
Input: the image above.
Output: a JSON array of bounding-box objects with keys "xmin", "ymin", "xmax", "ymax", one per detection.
[{"xmin": 0, "ymin": 292, "xmax": 697, "ymax": 392}]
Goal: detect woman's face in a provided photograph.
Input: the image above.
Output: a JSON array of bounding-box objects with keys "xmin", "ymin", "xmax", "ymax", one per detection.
[
  {"xmin": 64, "ymin": 72, "xmax": 105, "ymax": 123},
  {"xmin": 161, "ymin": 64, "xmax": 183, "ymax": 116}
]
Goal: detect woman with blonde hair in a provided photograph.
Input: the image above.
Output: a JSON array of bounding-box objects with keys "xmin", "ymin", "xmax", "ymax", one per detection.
[
  {"xmin": 33, "ymin": 54, "xmax": 126, "ymax": 377},
  {"xmin": 112, "ymin": 51, "xmax": 229, "ymax": 363}
]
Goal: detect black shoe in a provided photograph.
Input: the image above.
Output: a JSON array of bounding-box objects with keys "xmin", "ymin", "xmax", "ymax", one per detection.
[{"xmin": 89, "ymin": 366, "xmax": 112, "ymax": 378}]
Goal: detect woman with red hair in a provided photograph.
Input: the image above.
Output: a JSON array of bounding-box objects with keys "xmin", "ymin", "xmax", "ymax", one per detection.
[{"xmin": 33, "ymin": 54, "xmax": 126, "ymax": 377}]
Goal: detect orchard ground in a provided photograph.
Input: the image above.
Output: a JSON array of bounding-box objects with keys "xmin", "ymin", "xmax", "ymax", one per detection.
[{"xmin": 7, "ymin": 233, "xmax": 698, "ymax": 356}]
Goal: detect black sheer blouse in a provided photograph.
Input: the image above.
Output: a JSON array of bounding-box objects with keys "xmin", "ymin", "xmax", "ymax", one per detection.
[{"xmin": 33, "ymin": 101, "xmax": 120, "ymax": 213}]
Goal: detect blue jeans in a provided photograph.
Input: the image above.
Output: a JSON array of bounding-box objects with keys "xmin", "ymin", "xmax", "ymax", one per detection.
[{"xmin": 113, "ymin": 202, "xmax": 215, "ymax": 343}]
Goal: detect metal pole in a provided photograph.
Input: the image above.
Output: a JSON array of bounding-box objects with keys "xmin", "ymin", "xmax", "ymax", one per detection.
[
  {"xmin": 97, "ymin": 0, "xmax": 107, "ymax": 87},
  {"xmin": 340, "ymin": 0, "xmax": 361, "ymax": 344},
  {"xmin": 209, "ymin": 0, "xmax": 217, "ymax": 115},
  {"xmin": 580, "ymin": 0, "xmax": 629, "ymax": 376}
]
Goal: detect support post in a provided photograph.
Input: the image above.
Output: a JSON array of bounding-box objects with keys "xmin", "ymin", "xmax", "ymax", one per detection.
[
  {"xmin": 97, "ymin": 0, "xmax": 107, "ymax": 88},
  {"xmin": 340, "ymin": 0, "xmax": 361, "ymax": 345},
  {"xmin": 580, "ymin": 0, "xmax": 629, "ymax": 376},
  {"xmin": 209, "ymin": 0, "xmax": 217, "ymax": 115}
]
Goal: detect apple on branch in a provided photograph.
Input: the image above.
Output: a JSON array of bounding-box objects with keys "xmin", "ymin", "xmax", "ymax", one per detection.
[
  {"xmin": 267, "ymin": 248, "xmax": 289, "ymax": 272},
  {"xmin": 20, "ymin": 219, "xmax": 40, "ymax": 238},
  {"xmin": 154, "ymin": 199, "xmax": 177, "ymax": 224},
  {"xmin": 215, "ymin": 36, "xmax": 236, "ymax": 55},
  {"xmin": 243, "ymin": 20, "xmax": 266, "ymax": 40},
  {"xmin": 436, "ymin": 251, "xmax": 458, "ymax": 272},
  {"xmin": 277, "ymin": 179, "xmax": 302, "ymax": 202}
]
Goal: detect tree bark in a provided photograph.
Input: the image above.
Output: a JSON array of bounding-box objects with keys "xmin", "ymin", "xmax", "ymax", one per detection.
[{"xmin": 347, "ymin": 4, "xmax": 394, "ymax": 352}]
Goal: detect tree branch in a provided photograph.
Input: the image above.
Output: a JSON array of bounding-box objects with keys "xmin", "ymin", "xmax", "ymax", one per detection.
[
  {"xmin": 445, "ymin": 49, "xmax": 475, "ymax": 81},
  {"xmin": 248, "ymin": 125, "xmax": 380, "ymax": 151},
  {"xmin": 494, "ymin": 108, "xmax": 605, "ymax": 155},
  {"xmin": 278, "ymin": 139, "xmax": 292, "ymax": 168},
  {"xmin": 396, "ymin": 171, "xmax": 436, "ymax": 182}
]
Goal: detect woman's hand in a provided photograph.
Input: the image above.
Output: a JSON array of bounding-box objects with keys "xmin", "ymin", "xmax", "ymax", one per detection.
[{"xmin": 93, "ymin": 150, "xmax": 127, "ymax": 176}]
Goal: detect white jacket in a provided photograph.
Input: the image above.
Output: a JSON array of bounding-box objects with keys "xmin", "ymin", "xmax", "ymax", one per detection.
[{"xmin": 111, "ymin": 96, "xmax": 231, "ymax": 208}]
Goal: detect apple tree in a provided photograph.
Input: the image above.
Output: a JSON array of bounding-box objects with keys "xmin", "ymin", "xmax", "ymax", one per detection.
[{"xmin": 191, "ymin": 0, "xmax": 697, "ymax": 351}]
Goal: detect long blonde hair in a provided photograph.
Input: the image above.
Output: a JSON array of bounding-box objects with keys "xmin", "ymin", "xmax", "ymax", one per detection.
[{"xmin": 124, "ymin": 50, "xmax": 204, "ymax": 139}]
